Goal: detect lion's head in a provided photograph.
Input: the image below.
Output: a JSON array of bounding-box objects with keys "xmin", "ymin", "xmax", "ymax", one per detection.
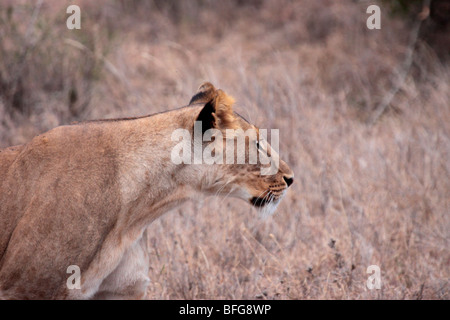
[{"xmin": 186, "ymin": 82, "xmax": 294, "ymax": 216}]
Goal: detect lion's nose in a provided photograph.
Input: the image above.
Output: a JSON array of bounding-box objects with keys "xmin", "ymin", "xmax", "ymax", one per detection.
[{"xmin": 283, "ymin": 175, "xmax": 294, "ymax": 187}]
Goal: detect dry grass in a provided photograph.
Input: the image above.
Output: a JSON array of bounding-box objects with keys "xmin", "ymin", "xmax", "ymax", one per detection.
[{"xmin": 0, "ymin": 0, "xmax": 448, "ymax": 299}]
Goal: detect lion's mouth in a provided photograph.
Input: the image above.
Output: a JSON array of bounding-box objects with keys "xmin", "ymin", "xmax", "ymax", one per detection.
[
  {"xmin": 250, "ymin": 196, "xmax": 272, "ymax": 207},
  {"xmin": 249, "ymin": 188, "xmax": 286, "ymax": 208},
  {"xmin": 249, "ymin": 192, "xmax": 284, "ymax": 218}
]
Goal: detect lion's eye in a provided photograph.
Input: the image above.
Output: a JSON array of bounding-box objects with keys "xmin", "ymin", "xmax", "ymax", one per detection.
[{"xmin": 255, "ymin": 140, "xmax": 261, "ymax": 150}]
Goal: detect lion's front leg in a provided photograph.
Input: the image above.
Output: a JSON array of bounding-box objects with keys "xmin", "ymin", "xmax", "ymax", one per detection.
[{"xmin": 93, "ymin": 230, "xmax": 150, "ymax": 300}]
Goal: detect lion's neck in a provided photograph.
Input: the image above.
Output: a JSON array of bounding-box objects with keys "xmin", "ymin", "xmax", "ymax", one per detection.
[{"xmin": 113, "ymin": 106, "xmax": 203, "ymax": 231}]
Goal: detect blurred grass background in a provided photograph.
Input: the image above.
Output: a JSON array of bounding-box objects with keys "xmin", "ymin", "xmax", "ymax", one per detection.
[{"xmin": 0, "ymin": 0, "xmax": 448, "ymax": 299}]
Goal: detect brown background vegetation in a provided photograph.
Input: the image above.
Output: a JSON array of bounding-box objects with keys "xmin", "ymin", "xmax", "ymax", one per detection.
[{"xmin": 0, "ymin": 0, "xmax": 448, "ymax": 299}]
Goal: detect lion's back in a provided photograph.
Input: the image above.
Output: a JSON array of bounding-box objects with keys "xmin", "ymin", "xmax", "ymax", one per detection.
[
  {"xmin": 0, "ymin": 144, "xmax": 24, "ymax": 183},
  {"xmin": 0, "ymin": 144, "xmax": 25, "ymax": 261}
]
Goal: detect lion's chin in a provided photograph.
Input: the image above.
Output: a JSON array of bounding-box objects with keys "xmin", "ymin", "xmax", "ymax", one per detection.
[
  {"xmin": 258, "ymin": 199, "xmax": 280, "ymax": 219},
  {"xmin": 249, "ymin": 197, "xmax": 281, "ymax": 219},
  {"xmin": 248, "ymin": 188, "xmax": 288, "ymax": 219}
]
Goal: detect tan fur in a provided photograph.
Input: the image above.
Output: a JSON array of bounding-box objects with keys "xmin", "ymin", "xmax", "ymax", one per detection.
[{"xmin": 0, "ymin": 83, "xmax": 293, "ymax": 299}]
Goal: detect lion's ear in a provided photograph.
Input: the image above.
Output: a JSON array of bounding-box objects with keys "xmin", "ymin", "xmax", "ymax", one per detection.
[
  {"xmin": 211, "ymin": 89, "xmax": 237, "ymax": 130},
  {"xmin": 189, "ymin": 82, "xmax": 216, "ymax": 105},
  {"xmin": 194, "ymin": 84, "xmax": 237, "ymax": 133}
]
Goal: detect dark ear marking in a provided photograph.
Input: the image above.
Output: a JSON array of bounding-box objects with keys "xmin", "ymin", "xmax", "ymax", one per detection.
[
  {"xmin": 196, "ymin": 100, "xmax": 216, "ymax": 134},
  {"xmin": 192, "ymin": 82, "xmax": 237, "ymax": 133},
  {"xmin": 189, "ymin": 82, "xmax": 216, "ymax": 105},
  {"xmin": 192, "ymin": 82, "xmax": 217, "ymax": 134}
]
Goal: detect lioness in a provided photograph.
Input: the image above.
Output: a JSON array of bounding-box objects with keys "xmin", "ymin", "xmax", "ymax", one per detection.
[{"xmin": 0, "ymin": 83, "xmax": 293, "ymax": 299}]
